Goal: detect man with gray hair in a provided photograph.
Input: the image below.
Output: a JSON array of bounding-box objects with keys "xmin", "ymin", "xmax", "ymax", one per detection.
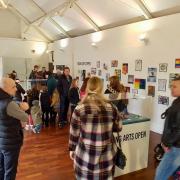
[{"xmin": 0, "ymin": 77, "xmax": 29, "ymax": 180}]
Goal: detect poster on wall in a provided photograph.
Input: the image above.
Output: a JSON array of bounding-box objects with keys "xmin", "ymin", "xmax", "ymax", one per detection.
[
  {"xmin": 148, "ymin": 86, "xmax": 155, "ymax": 97},
  {"xmin": 175, "ymin": 59, "xmax": 180, "ymax": 68},
  {"xmin": 96, "ymin": 61, "xmax": 100, "ymax": 68},
  {"xmin": 103, "ymin": 63, "xmax": 108, "ymax": 70},
  {"xmin": 115, "ymin": 69, "xmax": 121, "ymax": 80},
  {"xmin": 158, "ymin": 96, "xmax": 169, "ymax": 105},
  {"xmin": 98, "ymin": 70, "xmax": 102, "ymax": 76},
  {"xmin": 135, "ymin": 59, "xmax": 142, "ymax": 71},
  {"xmin": 169, "ymin": 73, "xmax": 180, "ymax": 87},
  {"xmin": 132, "ymin": 89, "xmax": 138, "ymax": 96},
  {"xmin": 106, "ymin": 73, "xmax": 110, "ymax": 81},
  {"xmin": 128, "ymin": 75, "xmax": 134, "ymax": 84},
  {"xmin": 111, "ymin": 60, "xmax": 118, "ymax": 67},
  {"xmin": 159, "ymin": 63, "xmax": 168, "ymax": 72},
  {"xmin": 77, "ymin": 62, "xmax": 91, "ymax": 66},
  {"xmin": 134, "ymin": 79, "xmax": 146, "ymax": 89},
  {"xmin": 158, "ymin": 79, "xmax": 167, "ymax": 91},
  {"xmin": 122, "ymin": 63, "xmax": 128, "ymax": 75},
  {"xmin": 125, "ymin": 86, "xmax": 130, "ymax": 93},
  {"xmin": 147, "ymin": 68, "xmax": 157, "ymax": 82},
  {"xmin": 91, "ymin": 68, "xmax": 97, "ymax": 75},
  {"xmin": 80, "ymin": 70, "xmax": 86, "ymax": 81},
  {"xmin": 56, "ymin": 65, "xmax": 65, "ymax": 71}
]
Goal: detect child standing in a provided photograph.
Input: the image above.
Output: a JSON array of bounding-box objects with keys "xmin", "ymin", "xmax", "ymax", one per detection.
[{"xmin": 31, "ymin": 100, "xmax": 42, "ymax": 133}]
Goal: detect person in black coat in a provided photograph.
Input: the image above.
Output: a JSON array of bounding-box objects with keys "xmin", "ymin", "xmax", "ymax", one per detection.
[
  {"xmin": 57, "ymin": 67, "xmax": 72, "ymax": 127},
  {"xmin": 68, "ymin": 79, "xmax": 80, "ymax": 120}
]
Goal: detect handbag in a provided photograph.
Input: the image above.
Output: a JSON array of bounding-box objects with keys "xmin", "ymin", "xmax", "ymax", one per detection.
[{"xmin": 114, "ymin": 131, "xmax": 127, "ymax": 170}]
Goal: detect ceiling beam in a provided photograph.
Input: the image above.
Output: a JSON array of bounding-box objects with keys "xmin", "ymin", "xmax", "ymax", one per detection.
[
  {"xmin": 134, "ymin": 0, "xmax": 152, "ymax": 19},
  {"xmin": 73, "ymin": 2, "xmax": 100, "ymax": 31},
  {"xmin": 30, "ymin": 0, "xmax": 71, "ymax": 38},
  {"xmin": 8, "ymin": 5, "xmax": 53, "ymax": 42}
]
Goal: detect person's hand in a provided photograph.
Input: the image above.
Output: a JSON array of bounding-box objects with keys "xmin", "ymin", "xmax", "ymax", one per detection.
[
  {"xmin": 161, "ymin": 143, "xmax": 170, "ymax": 153},
  {"xmin": 19, "ymin": 102, "xmax": 29, "ymax": 111},
  {"xmin": 69, "ymin": 151, "xmax": 74, "ymax": 160}
]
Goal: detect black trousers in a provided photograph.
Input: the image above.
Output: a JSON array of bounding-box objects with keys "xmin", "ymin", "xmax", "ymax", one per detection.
[
  {"xmin": 0, "ymin": 148, "xmax": 21, "ymax": 180},
  {"xmin": 42, "ymin": 110, "xmax": 49, "ymax": 127},
  {"xmin": 59, "ymin": 96, "xmax": 69, "ymax": 124}
]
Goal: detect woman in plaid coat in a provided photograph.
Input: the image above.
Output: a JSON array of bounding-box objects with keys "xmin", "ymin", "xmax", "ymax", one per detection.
[{"xmin": 69, "ymin": 76, "xmax": 122, "ymax": 179}]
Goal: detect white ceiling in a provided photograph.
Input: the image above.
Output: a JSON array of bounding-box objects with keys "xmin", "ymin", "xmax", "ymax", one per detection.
[{"xmin": 1, "ymin": 0, "xmax": 180, "ymax": 42}]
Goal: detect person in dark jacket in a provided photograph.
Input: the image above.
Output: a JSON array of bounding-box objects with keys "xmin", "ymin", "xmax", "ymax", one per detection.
[
  {"xmin": 0, "ymin": 77, "xmax": 29, "ymax": 180},
  {"xmin": 68, "ymin": 78, "xmax": 80, "ymax": 120},
  {"xmin": 57, "ymin": 67, "xmax": 72, "ymax": 127},
  {"xmin": 155, "ymin": 76, "xmax": 180, "ymax": 180},
  {"xmin": 29, "ymin": 65, "xmax": 39, "ymax": 87}
]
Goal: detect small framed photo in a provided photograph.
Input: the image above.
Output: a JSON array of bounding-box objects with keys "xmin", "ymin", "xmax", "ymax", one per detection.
[
  {"xmin": 135, "ymin": 59, "xmax": 142, "ymax": 71},
  {"xmin": 159, "ymin": 63, "xmax": 168, "ymax": 72},
  {"xmin": 158, "ymin": 96, "xmax": 169, "ymax": 105},
  {"xmin": 158, "ymin": 79, "xmax": 167, "ymax": 91}
]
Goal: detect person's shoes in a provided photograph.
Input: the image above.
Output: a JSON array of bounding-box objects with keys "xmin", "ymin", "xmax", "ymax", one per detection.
[{"xmin": 32, "ymin": 128, "xmax": 37, "ymax": 134}]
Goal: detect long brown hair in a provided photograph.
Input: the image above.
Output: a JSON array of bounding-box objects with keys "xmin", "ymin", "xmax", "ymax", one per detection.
[
  {"xmin": 80, "ymin": 77, "xmax": 90, "ymax": 92},
  {"xmin": 70, "ymin": 79, "xmax": 78, "ymax": 88},
  {"xmin": 109, "ymin": 76, "xmax": 125, "ymax": 93}
]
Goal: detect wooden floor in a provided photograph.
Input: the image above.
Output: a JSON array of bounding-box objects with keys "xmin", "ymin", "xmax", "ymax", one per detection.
[{"xmin": 16, "ymin": 125, "xmax": 161, "ymax": 180}]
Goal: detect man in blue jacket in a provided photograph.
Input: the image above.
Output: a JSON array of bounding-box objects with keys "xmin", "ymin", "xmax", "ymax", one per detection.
[{"xmin": 0, "ymin": 78, "xmax": 29, "ymax": 180}]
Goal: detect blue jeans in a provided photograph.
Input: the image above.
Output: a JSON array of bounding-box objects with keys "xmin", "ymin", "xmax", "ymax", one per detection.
[
  {"xmin": 0, "ymin": 148, "xmax": 21, "ymax": 180},
  {"xmin": 155, "ymin": 147, "xmax": 180, "ymax": 180},
  {"xmin": 34, "ymin": 124, "xmax": 42, "ymax": 133}
]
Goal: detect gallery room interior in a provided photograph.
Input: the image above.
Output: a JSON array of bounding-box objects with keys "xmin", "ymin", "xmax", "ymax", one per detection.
[{"xmin": 0, "ymin": 0, "xmax": 180, "ymax": 180}]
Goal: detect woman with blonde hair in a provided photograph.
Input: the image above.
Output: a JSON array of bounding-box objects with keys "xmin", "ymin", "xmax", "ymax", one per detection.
[{"xmin": 69, "ymin": 76, "xmax": 122, "ymax": 179}]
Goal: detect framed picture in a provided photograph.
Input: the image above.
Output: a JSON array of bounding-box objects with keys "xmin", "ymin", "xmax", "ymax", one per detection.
[
  {"xmin": 125, "ymin": 86, "xmax": 130, "ymax": 93},
  {"xmin": 158, "ymin": 96, "xmax": 169, "ymax": 105},
  {"xmin": 159, "ymin": 63, "xmax": 168, "ymax": 72},
  {"xmin": 128, "ymin": 75, "xmax": 134, "ymax": 84},
  {"xmin": 134, "ymin": 79, "xmax": 146, "ymax": 89},
  {"xmin": 158, "ymin": 79, "xmax": 167, "ymax": 91},
  {"xmin": 98, "ymin": 70, "xmax": 102, "ymax": 76},
  {"xmin": 111, "ymin": 60, "xmax": 118, "ymax": 67},
  {"xmin": 103, "ymin": 63, "xmax": 108, "ymax": 70},
  {"xmin": 175, "ymin": 59, "xmax": 180, "ymax": 68},
  {"xmin": 135, "ymin": 59, "xmax": 142, "ymax": 71},
  {"xmin": 122, "ymin": 63, "xmax": 128, "ymax": 75},
  {"xmin": 106, "ymin": 73, "xmax": 110, "ymax": 81},
  {"xmin": 96, "ymin": 61, "xmax": 100, "ymax": 68},
  {"xmin": 148, "ymin": 86, "xmax": 155, "ymax": 97},
  {"xmin": 91, "ymin": 68, "xmax": 96, "ymax": 75},
  {"xmin": 147, "ymin": 68, "xmax": 157, "ymax": 82}
]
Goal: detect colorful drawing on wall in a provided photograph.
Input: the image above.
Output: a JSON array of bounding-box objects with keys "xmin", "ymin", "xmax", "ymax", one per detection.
[
  {"xmin": 106, "ymin": 73, "xmax": 110, "ymax": 81},
  {"xmin": 98, "ymin": 70, "xmax": 102, "ymax": 76},
  {"xmin": 122, "ymin": 63, "xmax": 128, "ymax": 75},
  {"xmin": 96, "ymin": 61, "xmax": 100, "ymax": 68},
  {"xmin": 169, "ymin": 73, "xmax": 180, "ymax": 87},
  {"xmin": 111, "ymin": 60, "xmax": 118, "ymax": 67},
  {"xmin": 125, "ymin": 86, "xmax": 130, "ymax": 93},
  {"xmin": 91, "ymin": 68, "xmax": 96, "ymax": 75},
  {"xmin": 134, "ymin": 79, "xmax": 146, "ymax": 89},
  {"xmin": 103, "ymin": 63, "xmax": 108, "ymax": 70},
  {"xmin": 115, "ymin": 69, "xmax": 121, "ymax": 80},
  {"xmin": 158, "ymin": 79, "xmax": 167, "ymax": 91},
  {"xmin": 135, "ymin": 59, "xmax": 142, "ymax": 71},
  {"xmin": 175, "ymin": 59, "xmax": 180, "ymax": 68},
  {"xmin": 159, "ymin": 63, "xmax": 168, "ymax": 72},
  {"xmin": 77, "ymin": 62, "xmax": 91, "ymax": 66},
  {"xmin": 147, "ymin": 68, "xmax": 157, "ymax": 82},
  {"xmin": 148, "ymin": 86, "xmax": 155, "ymax": 97},
  {"xmin": 158, "ymin": 96, "xmax": 169, "ymax": 105},
  {"xmin": 128, "ymin": 75, "xmax": 134, "ymax": 84},
  {"xmin": 80, "ymin": 70, "xmax": 86, "ymax": 81}
]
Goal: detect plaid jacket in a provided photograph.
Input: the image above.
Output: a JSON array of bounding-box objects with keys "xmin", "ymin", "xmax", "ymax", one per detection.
[{"xmin": 69, "ymin": 102, "xmax": 122, "ymax": 179}]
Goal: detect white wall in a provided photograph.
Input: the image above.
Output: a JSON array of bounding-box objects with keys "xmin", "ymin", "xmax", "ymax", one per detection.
[{"xmin": 52, "ymin": 13, "xmax": 180, "ymax": 134}]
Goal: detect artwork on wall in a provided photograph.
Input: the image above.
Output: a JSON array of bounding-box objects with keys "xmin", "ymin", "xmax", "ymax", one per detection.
[
  {"xmin": 96, "ymin": 61, "xmax": 100, "ymax": 68},
  {"xmin": 125, "ymin": 86, "xmax": 130, "ymax": 93},
  {"xmin": 159, "ymin": 63, "xmax": 168, "ymax": 72},
  {"xmin": 148, "ymin": 86, "xmax": 155, "ymax": 97},
  {"xmin": 111, "ymin": 60, "xmax": 118, "ymax": 67},
  {"xmin": 56, "ymin": 65, "xmax": 65, "ymax": 71},
  {"xmin": 158, "ymin": 79, "xmax": 167, "ymax": 91},
  {"xmin": 134, "ymin": 79, "xmax": 146, "ymax": 89},
  {"xmin": 122, "ymin": 63, "xmax": 128, "ymax": 75},
  {"xmin": 135, "ymin": 59, "xmax": 142, "ymax": 71},
  {"xmin": 115, "ymin": 69, "xmax": 121, "ymax": 80},
  {"xmin": 175, "ymin": 59, "xmax": 180, "ymax": 68},
  {"xmin": 128, "ymin": 75, "xmax": 134, "ymax": 84},
  {"xmin": 91, "ymin": 68, "xmax": 96, "ymax": 75},
  {"xmin": 77, "ymin": 62, "xmax": 91, "ymax": 66},
  {"xmin": 98, "ymin": 70, "xmax": 102, "ymax": 76},
  {"xmin": 103, "ymin": 63, "xmax": 108, "ymax": 70},
  {"xmin": 158, "ymin": 96, "xmax": 169, "ymax": 105},
  {"xmin": 147, "ymin": 68, "xmax": 157, "ymax": 82},
  {"xmin": 169, "ymin": 73, "xmax": 180, "ymax": 87},
  {"xmin": 106, "ymin": 73, "xmax": 110, "ymax": 81},
  {"xmin": 80, "ymin": 70, "xmax": 86, "ymax": 81}
]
